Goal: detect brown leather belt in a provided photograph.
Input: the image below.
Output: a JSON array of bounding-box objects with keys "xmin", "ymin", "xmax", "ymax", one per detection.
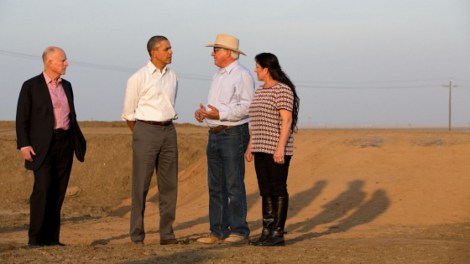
[
  {"xmin": 209, "ymin": 125, "xmax": 230, "ymax": 133},
  {"xmin": 138, "ymin": 120, "xmax": 173, "ymax": 126}
]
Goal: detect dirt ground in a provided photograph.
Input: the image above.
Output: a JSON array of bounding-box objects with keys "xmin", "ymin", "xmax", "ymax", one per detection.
[{"xmin": 0, "ymin": 121, "xmax": 469, "ymax": 263}]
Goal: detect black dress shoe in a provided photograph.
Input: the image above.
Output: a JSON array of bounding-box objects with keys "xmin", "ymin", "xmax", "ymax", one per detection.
[
  {"xmin": 160, "ymin": 238, "xmax": 179, "ymax": 245},
  {"xmin": 133, "ymin": 240, "xmax": 144, "ymax": 245}
]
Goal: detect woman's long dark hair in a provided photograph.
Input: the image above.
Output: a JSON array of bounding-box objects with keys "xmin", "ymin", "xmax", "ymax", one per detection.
[{"xmin": 255, "ymin": 53, "xmax": 300, "ymax": 132}]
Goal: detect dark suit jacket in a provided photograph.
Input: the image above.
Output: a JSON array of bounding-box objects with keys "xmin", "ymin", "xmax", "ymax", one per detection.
[{"xmin": 16, "ymin": 73, "xmax": 80, "ymax": 171}]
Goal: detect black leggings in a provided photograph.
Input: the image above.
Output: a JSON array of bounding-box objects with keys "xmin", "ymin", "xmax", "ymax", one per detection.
[{"xmin": 253, "ymin": 152, "xmax": 292, "ymax": 197}]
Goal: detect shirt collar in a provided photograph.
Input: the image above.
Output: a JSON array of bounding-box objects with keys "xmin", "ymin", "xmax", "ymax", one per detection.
[
  {"xmin": 219, "ymin": 60, "xmax": 238, "ymax": 74},
  {"xmin": 43, "ymin": 72, "xmax": 62, "ymax": 85},
  {"xmin": 146, "ymin": 60, "xmax": 168, "ymax": 75}
]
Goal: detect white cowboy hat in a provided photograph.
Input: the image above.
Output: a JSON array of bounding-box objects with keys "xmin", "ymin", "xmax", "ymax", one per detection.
[{"xmin": 205, "ymin": 33, "xmax": 246, "ymax": 56}]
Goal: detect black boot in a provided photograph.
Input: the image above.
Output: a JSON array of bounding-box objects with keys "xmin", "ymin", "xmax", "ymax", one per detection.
[
  {"xmin": 249, "ymin": 196, "xmax": 274, "ymax": 245},
  {"xmin": 258, "ymin": 195, "xmax": 288, "ymax": 246}
]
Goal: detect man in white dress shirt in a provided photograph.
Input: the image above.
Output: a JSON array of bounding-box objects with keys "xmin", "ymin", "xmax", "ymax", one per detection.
[
  {"xmin": 195, "ymin": 33, "xmax": 255, "ymax": 244},
  {"xmin": 122, "ymin": 35, "xmax": 179, "ymax": 245}
]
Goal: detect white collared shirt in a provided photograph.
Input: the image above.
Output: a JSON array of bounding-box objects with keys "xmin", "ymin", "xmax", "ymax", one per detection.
[
  {"xmin": 205, "ymin": 60, "xmax": 255, "ymax": 127},
  {"xmin": 122, "ymin": 61, "xmax": 178, "ymax": 122}
]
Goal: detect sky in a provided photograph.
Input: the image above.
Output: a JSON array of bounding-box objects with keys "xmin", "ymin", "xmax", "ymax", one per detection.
[{"xmin": 1, "ymin": 0, "xmax": 469, "ymax": 128}]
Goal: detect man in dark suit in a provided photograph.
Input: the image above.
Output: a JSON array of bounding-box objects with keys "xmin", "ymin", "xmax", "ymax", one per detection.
[{"xmin": 16, "ymin": 46, "xmax": 82, "ymax": 247}]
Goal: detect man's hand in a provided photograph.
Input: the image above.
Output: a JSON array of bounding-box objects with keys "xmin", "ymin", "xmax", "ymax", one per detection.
[
  {"xmin": 20, "ymin": 146, "xmax": 36, "ymax": 162},
  {"xmin": 194, "ymin": 104, "xmax": 205, "ymax": 123},
  {"xmin": 126, "ymin": 120, "xmax": 136, "ymax": 131},
  {"xmin": 200, "ymin": 104, "xmax": 220, "ymax": 120}
]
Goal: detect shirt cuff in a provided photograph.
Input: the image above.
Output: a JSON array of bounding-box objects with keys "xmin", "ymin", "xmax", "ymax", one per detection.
[{"xmin": 121, "ymin": 113, "xmax": 135, "ymax": 121}]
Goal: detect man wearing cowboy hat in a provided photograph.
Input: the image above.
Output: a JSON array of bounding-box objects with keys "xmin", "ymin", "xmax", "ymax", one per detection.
[{"xmin": 195, "ymin": 33, "xmax": 255, "ymax": 244}]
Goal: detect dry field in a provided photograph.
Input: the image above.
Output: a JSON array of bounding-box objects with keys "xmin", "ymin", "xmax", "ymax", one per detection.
[{"xmin": 0, "ymin": 121, "xmax": 469, "ymax": 263}]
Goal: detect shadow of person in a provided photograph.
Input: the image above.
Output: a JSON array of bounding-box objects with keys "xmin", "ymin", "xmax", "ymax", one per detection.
[
  {"xmin": 108, "ymin": 184, "xmax": 160, "ymax": 218},
  {"xmin": 321, "ymin": 189, "xmax": 390, "ymax": 235},
  {"xmin": 289, "ymin": 189, "xmax": 390, "ymax": 244},
  {"xmin": 288, "ymin": 180, "xmax": 366, "ymax": 233},
  {"xmin": 289, "ymin": 180, "xmax": 328, "ymax": 219},
  {"xmin": 91, "ymin": 233, "xmax": 129, "ymax": 246},
  {"xmin": 109, "ymin": 205, "xmax": 130, "ymax": 217}
]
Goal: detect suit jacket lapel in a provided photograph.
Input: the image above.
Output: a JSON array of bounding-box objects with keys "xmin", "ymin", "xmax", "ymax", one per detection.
[
  {"xmin": 37, "ymin": 74, "xmax": 56, "ymax": 128},
  {"xmin": 62, "ymin": 80, "xmax": 76, "ymax": 119}
]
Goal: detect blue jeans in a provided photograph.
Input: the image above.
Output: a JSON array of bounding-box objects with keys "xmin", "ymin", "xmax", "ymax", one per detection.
[{"xmin": 206, "ymin": 123, "xmax": 250, "ymax": 238}]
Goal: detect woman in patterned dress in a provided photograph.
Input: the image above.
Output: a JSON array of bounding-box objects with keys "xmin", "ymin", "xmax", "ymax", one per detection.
[{"xmin": 245, "ymin": 53, "xmax": 299, "ymax": 246}]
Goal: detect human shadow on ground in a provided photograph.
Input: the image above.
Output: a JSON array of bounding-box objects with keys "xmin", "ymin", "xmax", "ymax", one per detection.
[
  {"xmin": 0, "ymin": 224, "xmax": 28, "ymax": 233},
  {"xmin": 0, "ymin": 215, "xmax": 100, "ymax": 234},
  {"xmin": 288, "ymin": 184, "xmax": 390, "ymax": 244},
  {"xmin": 90, "ymin": 233, "xmax": 129, "ymax": 246},
  {"xmin": 317, "ymin": 189, "xmax": 389, "ymax": 235},
  {"xmin": 108, "ymin": 183, "xmax": 162, "ymax": 218},
  {"xmin": 122, "ymin": 240, "xmax": 248, "ymax": 264},
  {"xmin": 111, "ymin": 180, "xmax": 329, "ymax": 239},
  {"xmin": 109, "ymin": 204, "xmax": 130, "ymax": 218},
  {"xmin": 288, "ymin": 180, "xmax": 367, "ymax": 233}
]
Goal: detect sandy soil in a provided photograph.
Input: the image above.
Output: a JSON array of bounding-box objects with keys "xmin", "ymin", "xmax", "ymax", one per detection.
[{"xmin": 0, "ymin": 121, "xmax": 469, "ymax": 263}]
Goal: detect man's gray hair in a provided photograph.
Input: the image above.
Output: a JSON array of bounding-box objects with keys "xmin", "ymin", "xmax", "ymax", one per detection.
[
  {"xmin": 42, "ymin": 46, "xmax": 62, "ymax": 63},
  {"xmin": 230, "ymin": 50, "xmax": 239, "ymax": 60}
]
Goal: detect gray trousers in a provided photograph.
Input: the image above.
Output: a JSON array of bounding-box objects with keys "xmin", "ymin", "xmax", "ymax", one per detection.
[{"xmin": 130, "ymin": 121, "xmax": 178, "ymax": 242}]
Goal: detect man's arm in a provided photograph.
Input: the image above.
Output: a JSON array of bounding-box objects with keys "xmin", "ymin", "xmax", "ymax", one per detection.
[{"xmin": 126, "ymin": 120, "xmax": 136, "ymax": 131}]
